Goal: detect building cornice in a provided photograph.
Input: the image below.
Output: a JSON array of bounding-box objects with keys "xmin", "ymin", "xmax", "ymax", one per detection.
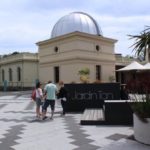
[
  {"xmin": 0, "ymin": 53, "xmax": 39, "ymax": 65},
  {"xmin": 36, "ymin": 31, "xmax": 117, "ymax": 46}
]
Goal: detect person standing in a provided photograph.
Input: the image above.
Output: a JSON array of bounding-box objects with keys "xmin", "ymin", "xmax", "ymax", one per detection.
[
  {"xmin": 58, "ymin": 81, "xmax": 68, "ymax": 116},
  {"xmin": 35, "ymin": 82, "xmax": 43, "ymax": 119},
  {"xmin": 120, "ymin": 84, "xmax": 128, "ymax": 100},
  {"xmin": 42, "ymin": 81, "xmax": 58, "ymax": 120}
]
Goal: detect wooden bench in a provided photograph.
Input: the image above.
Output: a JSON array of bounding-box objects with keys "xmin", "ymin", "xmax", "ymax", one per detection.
[{"xmin": 80, "ymin": 108, "xmax": 105, "ymax": 125}]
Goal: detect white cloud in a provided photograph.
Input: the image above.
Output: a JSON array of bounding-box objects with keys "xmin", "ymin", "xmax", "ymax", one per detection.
[
  {"xmin": 0, "ymin": 0, "xmax": 150, "ymax": 55},
  {"xmin": 93, "ymin": 15, "xmax": 150, "ymax": 55}
]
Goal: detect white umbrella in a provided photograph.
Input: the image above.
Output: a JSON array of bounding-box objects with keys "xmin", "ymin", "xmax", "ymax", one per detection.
[
  {"xmin": 144, "ymin": 62, "xmax": 150, "ymax": 70},
  {"xmin": 116, "ymin": 61, "xmax": 145, "ymax": 72}
]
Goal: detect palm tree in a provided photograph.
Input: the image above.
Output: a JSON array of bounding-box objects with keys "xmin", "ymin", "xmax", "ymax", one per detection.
[{"xmin": 129, "ymin": 26, "xmax": 150, "ymax": 62}]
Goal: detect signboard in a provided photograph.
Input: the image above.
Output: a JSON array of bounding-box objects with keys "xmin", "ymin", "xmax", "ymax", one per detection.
[{"xmin": 65, "ymin": 83, "xmax": 120, "ymax": 112}]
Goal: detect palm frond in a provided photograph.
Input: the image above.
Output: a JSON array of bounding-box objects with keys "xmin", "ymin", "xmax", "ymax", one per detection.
[{"xmin": 128, "ymin": 26, "xmax": 150, "ymax": 59}]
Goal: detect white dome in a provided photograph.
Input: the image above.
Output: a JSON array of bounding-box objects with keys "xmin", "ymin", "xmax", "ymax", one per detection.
[{"xmin": 51, "ymin": 12, "xmax": 102, "ymax": 38}]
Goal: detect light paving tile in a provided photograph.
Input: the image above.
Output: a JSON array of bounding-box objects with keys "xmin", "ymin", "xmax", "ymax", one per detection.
[
  {"xmin": 90, "ymin": 138, "xmax": 115, "ymax": 148},
  {"xmin": 0, "ymin": 95, "xmax": 16, "ymax": 100},
  {"xmin": 100, "ymin": 139, "xmax": 150, "ymax": 150},
  {"xmin": 0, "ymin": 91, "xmax": 149, "ymax": 150}
]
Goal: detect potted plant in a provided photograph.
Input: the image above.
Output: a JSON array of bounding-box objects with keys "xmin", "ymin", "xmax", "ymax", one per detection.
[
  {"xmin": 126, "ymin": 75, "xmax": 150, "ymax": 145},
  {"xmin": 78, "ymin": 68, "xmax": 90, "ymax": 83},
  {"xmin": 108, "ymin": 75, "xmax": 115, "ymax": 82}
]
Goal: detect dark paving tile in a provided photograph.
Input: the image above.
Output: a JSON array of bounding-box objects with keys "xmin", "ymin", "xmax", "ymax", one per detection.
[
  {"xmin": 63, "ymin": 116, "xmax": 100, "ymax": 150},
  {"xmin": 0, "ymin": 118, "xmax": 30, "ymax": 123},
  {"xmin": 29, "ymin": 119, "xmax": 42, "ymax": 123},
  {"xmin": 0, "ymin": 124, "xmax": 26, "ymax": 150},
  {"xmin": 127, "ymin": 134, "xmax": 135, "ymax": 141},
  {"xmin": 0, "ymin": 104, "xmax": 7, "ymax": 109},
  {"xmin": 71, "ymin": 138, "xmax": 94, "ymax": 145},
  {"xmin": 106, "ymin": 133, "xmax": 128, "ymax": 141},
  {"xmin": 100, "ymin": 139, "xmax": 150, "ymax": 150},
  {"xmin": 69, "ymin": 133, "xmax": 90, "ymax": 139},
  {"xmin": 66, "ymin": 128, "xmax": 88, "ymax": 135}
]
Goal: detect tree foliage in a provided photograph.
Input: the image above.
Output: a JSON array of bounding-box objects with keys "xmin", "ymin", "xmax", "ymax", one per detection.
[{"xmin": 129, "ymin": 26, "xmax": 150, "ymax": 60}]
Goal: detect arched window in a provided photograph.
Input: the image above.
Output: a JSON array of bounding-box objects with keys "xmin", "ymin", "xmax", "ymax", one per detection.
[
  {"xmin": 17, "ymin": 67, "xmax": 21, "ymax": 81},
  {"xmin": 9, "ymin": 68, "xmax": 12, "ymax": 81},
  {"xmin": 2, "ymin": 69, "xmax": 5, "ymax": 81}
]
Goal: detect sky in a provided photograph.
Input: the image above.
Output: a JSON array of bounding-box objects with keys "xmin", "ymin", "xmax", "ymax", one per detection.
[{"xmin": 0, "ymin": 0, "xmax": 150, "ymax": 56}]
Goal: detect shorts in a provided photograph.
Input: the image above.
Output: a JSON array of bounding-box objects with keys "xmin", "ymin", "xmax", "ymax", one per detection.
[
  {"xmin": 35, "ymin": 98, "xmax": 42, "ymax": 107},
  {"xmin": 42, "ymin": 99, "xmax": 55, "ymax": 112}
]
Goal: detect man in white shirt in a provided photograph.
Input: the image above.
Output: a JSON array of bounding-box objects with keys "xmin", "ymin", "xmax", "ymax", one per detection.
[{"xmin": 42, "ymin": 81, "xmax": 58, "ymax": 120}]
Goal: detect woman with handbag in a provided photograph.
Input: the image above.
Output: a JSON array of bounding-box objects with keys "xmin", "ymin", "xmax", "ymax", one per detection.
[{"xmin": 35, "ymin": 82, "xmax": 43, "ymax": 119}]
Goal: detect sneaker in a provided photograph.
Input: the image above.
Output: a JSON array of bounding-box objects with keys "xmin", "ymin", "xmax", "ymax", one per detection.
[
  {"xmin": 60, "ymin": 113, "xmax": 65, "ymax": 117},
  {"xmin": 50, "ymin": 117, "xmax": 53, "ymax": 120},
  {"xmin": 42, "ymin": 116, "xmax": 48, "ymax": 120},
  {"xmin": 36, "ymin": 115, "xmax": 40, "ymax": 119}
]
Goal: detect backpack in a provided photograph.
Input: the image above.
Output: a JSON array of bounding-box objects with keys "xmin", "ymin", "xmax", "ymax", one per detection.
[{"xmin": 31, "ymin": 89, "xmax": 36, "ymax": 101}]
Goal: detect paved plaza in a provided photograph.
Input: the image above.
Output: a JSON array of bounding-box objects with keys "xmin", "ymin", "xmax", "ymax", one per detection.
[{"xmin": 0, "ymin": 91, "xmax": 149, "ymax": 150}]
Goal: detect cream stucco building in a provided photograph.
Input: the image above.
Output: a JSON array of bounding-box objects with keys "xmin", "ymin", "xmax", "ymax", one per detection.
[
  {"xmin": 37, "ymin": 12, "xmax": 117, "ymax": 84},
  {"xmin": 0, "ymin": 53, "xmax": 39, "ymax": 89},
  {"xmin": 0, "ymin": 12, "xmax": 135, "ymax": 89},
  {"xmin": 37, "ymin": 31, "xmax": 117, "ymax": 83}
]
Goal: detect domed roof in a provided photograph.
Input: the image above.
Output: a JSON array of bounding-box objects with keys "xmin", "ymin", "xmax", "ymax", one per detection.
[{"xmin": 51, "ymin": 12, "xmax": 102, "ymax": 38}]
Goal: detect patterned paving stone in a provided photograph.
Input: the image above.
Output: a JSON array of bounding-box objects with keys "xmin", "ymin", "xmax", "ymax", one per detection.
[
  {"xmin": 74, "ymin": 144, "xmax": 100, "ymax": 150},
  {"xmin": 0, "ymin": 104, "xmax": 7, "ymax": 109},
  {"xmin": 106, "ymin": 133, "xmax": 129, "ymax": 141},
  {"xmin": 24, "ymin": 101, "xmax": 35, "ymax": 110},
  {"xmin": 0, "ymin": 92, "xmax": 149, "ymax": 150},
  {"xmin": 4, "ymin": 111, "xmax": 34, "ymax": 114},
  {"xmin": 0, "ymin": 118, "xmax": 29, "ymax": 123},
  {"xmin": 100, "ymin": 139, "xmax": 150, "ymax": 150},
  {"xmin": 63, "ymin": 116, "xmax": 100, "ymax": 150},
  {"xmin": 127, "ymin": 134, "xmax": 135, "ymax": 141},
  {"xmin": 0, "ymin": 102, "xmax": 22, "ymax": 103},
  {"xmin": 0, "ymin": 124, "xmax": 26, "ymax": 150}
]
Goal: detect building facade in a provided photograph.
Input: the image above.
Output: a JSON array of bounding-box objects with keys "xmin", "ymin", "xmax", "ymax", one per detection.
[
  {"xmin": 0, "ymin": 12, "xmax": 137, "ymax": 90},
  {"xmin": 37, "ymin": 31, "xmax": 117, "ymax": 83},
  {"xmin": 37, "ymin": 12, "xmax": 117, "ymax": 84},
  {"xmin": 0, "ymin": 53, "xmax": 39, "ymax": 89}
]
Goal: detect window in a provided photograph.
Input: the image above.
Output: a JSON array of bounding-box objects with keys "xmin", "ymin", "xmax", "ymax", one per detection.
[
  {"xmin": 54, "ymin": 66, "xmax": 59, "ymax": 83},
  {"xmin": 96, "ymin": 65, "xmax": 101, "ymax": 80},
  {"xmin": 9, "ymin": 68, "xmax": 12, "ymax": 81},
  {"xmin": 2, "ymin": 69, "xmax": 5, "ymax": 81},
  {"xmin": 96, "ymin": 45, "xmax": 101, "ymax": 51},
  {"xmin": 54, "ymin": 46, "xmax": 59, "ymax": 53},
  {"xmin": 17, "ymin": 67, "xmax": 21, "ymax": 81}
]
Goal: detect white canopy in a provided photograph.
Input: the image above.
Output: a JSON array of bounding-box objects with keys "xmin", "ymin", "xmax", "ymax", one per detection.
[
  {"xmin": 116, "ymin": 61, "xmax": 145, "ymax": 72},
  {"xmin": 144, "ymin": 62, "xmax": 150, "ymax": 70}
]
